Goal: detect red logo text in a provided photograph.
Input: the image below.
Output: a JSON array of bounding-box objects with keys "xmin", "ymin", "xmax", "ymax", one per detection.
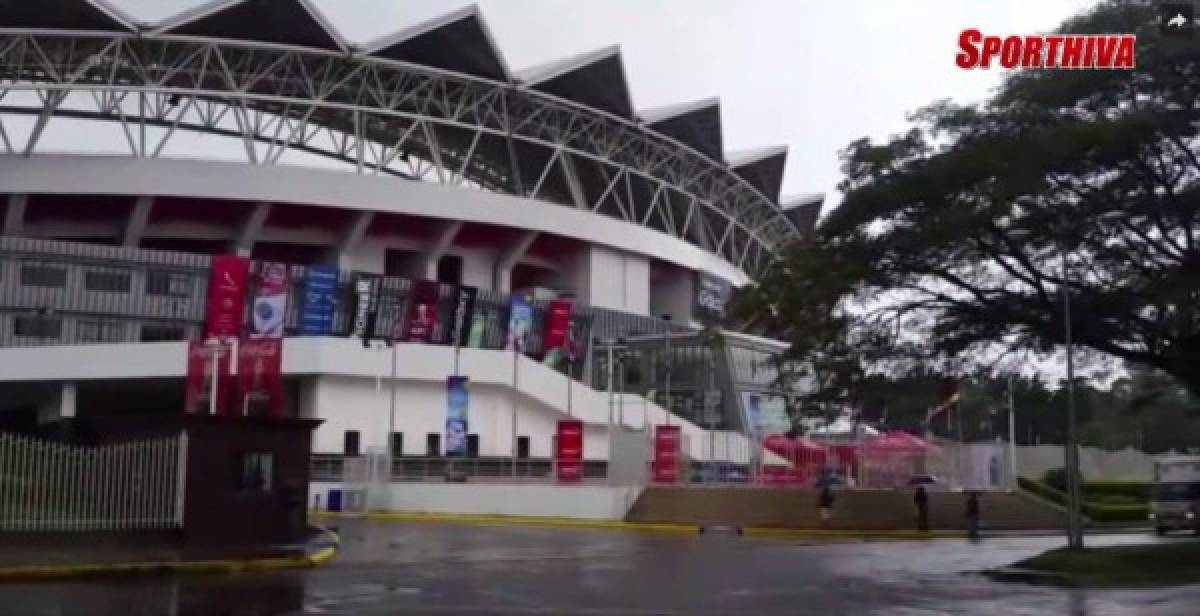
[{"xmin": 956, "ymin": 30, "xmax": 1135, "ymax": 70}]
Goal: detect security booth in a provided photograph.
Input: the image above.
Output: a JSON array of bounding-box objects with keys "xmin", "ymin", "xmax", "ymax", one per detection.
[{"xmin": 85, "ymin": 413, "xmax": 323, "ymax": 548}]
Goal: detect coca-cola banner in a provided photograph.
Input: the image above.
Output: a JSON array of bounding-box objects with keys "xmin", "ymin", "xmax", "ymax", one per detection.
[
  {"xmin": 250, "ymin": 262, "xmax": 289, "ymax": 339},
  {"xmin": 184, "ymin": 339, "xmax": 232, "ymax": 415},
  {"xmin": 237, "ymin": 338, "xmax": 284, "ymax": 418},
  {"xmin": 541, "ymin": 298, "xmax": 573, "ymax": 368},
  {"xmin": 652, "ymin": 424, "xmax": 682, "ymax": 483},
  {"xmin": 348, "ymin": 273, "xmax": 381, "ymax": 345},
  {"xmin": 555, "ymin": 419, "xmax": 584, "ymax": 482},
  {"xmin": 204, "ymin": 255, "xmax": 251, "ymax": 339},
  {"xmin": 405, "ymin": 280, "xmax": 441, "ymax": 342}
]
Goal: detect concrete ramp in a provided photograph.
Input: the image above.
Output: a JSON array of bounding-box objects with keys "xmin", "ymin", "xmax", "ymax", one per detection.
[{"xmin": 624, "ymin": 487, "xmax": 1065, "ymax": 531}]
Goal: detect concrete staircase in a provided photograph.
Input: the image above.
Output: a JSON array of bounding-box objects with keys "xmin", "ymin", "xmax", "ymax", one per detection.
[{"xmin": 624, "ymin": 487, "xmax": 1066, "ymax": 531}]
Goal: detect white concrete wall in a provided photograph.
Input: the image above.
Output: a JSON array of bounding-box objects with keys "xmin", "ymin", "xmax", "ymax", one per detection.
[
  {"xmin": 0, "ymin": 338, "xmax": 782, "ymax": 465},
  {"xmin": 1016, "ymin": 445, "xmax": 1156, "ymax": 481},
  {"xmin": 312, "ymin": 481, "xmax": 643, "ymax": 520},
  {"xmin": 582, "ymin": 245, "xmax": 650, "ymax": 315},
  {"xmin": 0, "ymin": 156, "xmax": 750, "ymax": 285}
]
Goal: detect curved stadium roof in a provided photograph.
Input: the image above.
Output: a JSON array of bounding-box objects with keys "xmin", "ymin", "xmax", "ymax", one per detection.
[{"xmin": 0, "ymin": 0, "xmax": 821, "ymax": 276}]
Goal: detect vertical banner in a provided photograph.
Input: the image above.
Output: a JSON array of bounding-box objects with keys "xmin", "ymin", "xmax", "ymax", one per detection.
[
  {"xmin": 405, "ymin": 280, "xmax": 441, "ymax": 342},
  {"xmin": 299, "ymin": 265, "xmax": 338, "ymax": 336},
  {"xmin": 184, "ymin": 340, "xmax": 231, "ymax": 414},
  {"xmin": 505, "ymin": 294, "xmax": 534, "ymax": 352},
  {"xmin": 445, "ymin": 376, "xmax": 469, "ymax": 457},
  {"xmin": 203, "ymin": 255, "xmax": 250, "ymax": 339},
  {"xmin": 652, "ymin": 424, "xmax": 682, "ymax": 483},
  {"xmin": 448, "ymin": 285, "xmax": 478, "ymax": 347},
  {"xmin": 237, "ymin": 338, "xmax": 284, "ymax": 418},
  {"xmin": 541, "ymin": 298, "xmax": 573, "ymax": 367},
  {"xmin": 250, "ymin": 262, "xmax": 290, "ymax": 339},
  {"xmin": 555, "ymin": 419, "xmax": 584, "ymax": 482},
  {"xmin": 349, "ymin": 273, "xmax": 382, "ymax": 345}
]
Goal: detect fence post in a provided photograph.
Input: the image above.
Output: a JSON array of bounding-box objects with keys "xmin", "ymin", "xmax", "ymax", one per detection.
[{"xmin": 174, "ymin": 431, "xmax": 189, "ymax": 528}]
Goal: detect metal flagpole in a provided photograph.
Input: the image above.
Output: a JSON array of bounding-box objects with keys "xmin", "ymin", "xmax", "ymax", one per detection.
[
  {"xmin": 511, "ymin": 340, "xmax": 519, "ymax": 478},
  {"xmin": 207, "ymin": 341, "xmax": 220, "ymax": 416}
]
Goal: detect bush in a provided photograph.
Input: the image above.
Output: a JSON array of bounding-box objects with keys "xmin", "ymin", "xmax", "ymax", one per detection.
[
  {"xmin": 1042, "ymin": 467, "xmax": 1084, "ymax": 492},
  {"xmin": 1019, "ymin": 477, "xmax": 1149, "ymax": 524},
  {"xmin": 1084, "ymin": 481, "xmax": 1152, "ymax": 503}
]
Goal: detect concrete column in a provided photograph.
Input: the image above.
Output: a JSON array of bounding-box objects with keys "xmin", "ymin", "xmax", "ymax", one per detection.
[
  {"xmin": 122, "ymin": 196, "xmax": 154, "ymax": 247},
  {"xmin": 232, "ymin": 202, "xmax": 271, "ymax": 256},
  {"xmin": 333, "ymin": 211, "xmax": 374, "ymax": 270},
  {"xmin": 36, "ymin": 382, "xmax": 77, "ymax": 424},
  {"xmin": 3, "ymin": 194, "xmax": 27, "ymax": 236},
  {"xmin": 493, "ymin": 231, "xmax": 538, "ymax": 293},
  {"xmin": 413, "ymin": 220, "xmax": 463, "ymax": 280}
]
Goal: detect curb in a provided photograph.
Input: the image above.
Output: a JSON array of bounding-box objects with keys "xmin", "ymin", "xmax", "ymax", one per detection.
[
  {"xmin": 0, "ymin": 527, "xmax": 340, "ymax": 582},
  {"xmin": 315, "ymin": 510, "xmax": 701, "ymax": 534},
  {"xmin": 982, "ymin": 567, "xmax": 1078, "ymax": 587},
  {"xmin": 315, "ymin": 511, "xmax": 970, "ymax": 541}
]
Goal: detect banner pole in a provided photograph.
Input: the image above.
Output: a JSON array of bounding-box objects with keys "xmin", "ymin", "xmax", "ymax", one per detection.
[
  {"xmin": 511, "ymin": 344, "xmax": 519, "ymax": 478},
  {"xmin": 208, "ymin": 342, "xmax": 219, "ymax": 417}
]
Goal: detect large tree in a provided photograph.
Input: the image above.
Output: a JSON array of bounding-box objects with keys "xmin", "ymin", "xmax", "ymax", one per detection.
[{"xmin": 735, "ymin": 0, "xmax": 1200, "ymax": 396}]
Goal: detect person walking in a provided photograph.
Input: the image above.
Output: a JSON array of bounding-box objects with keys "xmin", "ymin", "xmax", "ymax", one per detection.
[
  {"xmin": 966, "ymin": 492, "xmax": 981, "ymax": 540},
  {"xmin": 914, "ymin": 485, "xmax": 929, "ymax": 532},
  {"xmin": 817, "ymin": 484, "xmax": 835, "ymax": 529}
]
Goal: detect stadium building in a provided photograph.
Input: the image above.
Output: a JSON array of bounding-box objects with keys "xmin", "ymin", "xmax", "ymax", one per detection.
[{"xmin": 0, "ymin": 1, "xmax": 823, "ymax": 501}]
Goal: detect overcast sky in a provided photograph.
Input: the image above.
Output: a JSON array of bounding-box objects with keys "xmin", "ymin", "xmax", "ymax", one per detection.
[{"xmin": 107, "ymin": 0, "xmax": 1098, "ymax": 213}]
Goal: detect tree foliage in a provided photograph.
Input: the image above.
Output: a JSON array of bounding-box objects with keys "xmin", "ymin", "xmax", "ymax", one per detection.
[{"xmin": 734, "ymin": 0, "xmax": 1200, "ymax": 398}]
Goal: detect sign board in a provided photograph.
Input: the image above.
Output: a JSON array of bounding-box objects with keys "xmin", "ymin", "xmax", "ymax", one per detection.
[
  {"xmin": 556, "ymin": 419, "xmax": 584, "ymax": 482},
  {"xmin": 694, "ymin": 273, "xmax": 733, "ymax": 324},
  {"xmin": 652, "ymin": 424, "xmax": 682, "ymax": 483}
]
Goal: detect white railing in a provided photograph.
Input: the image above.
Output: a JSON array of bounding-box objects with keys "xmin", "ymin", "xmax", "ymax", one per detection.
[{"xmin": 0, "ymin": 432, "xmax": 187, "ymax": 532}]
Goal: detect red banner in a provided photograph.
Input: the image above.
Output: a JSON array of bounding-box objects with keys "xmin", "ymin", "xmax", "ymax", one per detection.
[
  {"xmin": 237, "ymin": 338, "xmax": 284, "ymax": 418},
  {"xmin": 204, "ymin": 255, "xmax": 251, "ymax": 339},
  {"xmin": 542, "ymin": 298, "xmax": 573, "ymax": 361},
  {"xmin": 555, "ymin": 419, "xmax": 584, "ymax": 482},
  {"xmin": 250, "ymin": 262, "xmax": 289, "ymax": 339},
  {"xmin": 404, "ymin": 280, "xmax": 441, "ymax": 342},
  {"xmin": 184, "ymin": 339, "xmax": 232, "ymax": 415},
  {"xmin": 652, "ymin": 424, "xmax": 682, "ymax": 483}
]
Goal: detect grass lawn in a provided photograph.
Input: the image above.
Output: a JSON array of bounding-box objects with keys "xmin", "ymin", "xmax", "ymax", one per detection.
[{"xmin": 1014, "ymin": 541, "xmax": 1200, "ymax": 587}]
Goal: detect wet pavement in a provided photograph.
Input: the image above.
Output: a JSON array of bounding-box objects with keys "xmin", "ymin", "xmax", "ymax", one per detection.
[{"xmin": 2, "ymin": 519, "xmax": 1199, "ymax": 615}]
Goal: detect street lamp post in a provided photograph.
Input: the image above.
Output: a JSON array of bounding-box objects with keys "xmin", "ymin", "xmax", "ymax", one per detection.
[
  {"xmin": 1062, "ymin": 250, "xmax": 1084, "ymax": 549},
  {"xmin": 1008, "ymin": 374, "xmax": 1019, "ymax": 490}
]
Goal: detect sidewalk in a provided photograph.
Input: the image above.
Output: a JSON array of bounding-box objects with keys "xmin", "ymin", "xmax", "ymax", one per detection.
[{"xmin": 0, "ymin": 527, "xmax": 339, "ymax": 581}]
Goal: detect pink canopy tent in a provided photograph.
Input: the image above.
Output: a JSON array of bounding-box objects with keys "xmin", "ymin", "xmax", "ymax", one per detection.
[
  {"xmin": 860, "ymin": 431, "xmax": 937, "ymax": 488},
  {"xmin": 863, "ymin": 431, "xmax": 937, "ymax": 455},
  {"xmin": 761, "ymin": 435, "xmax": 828, "ymax": 486}
]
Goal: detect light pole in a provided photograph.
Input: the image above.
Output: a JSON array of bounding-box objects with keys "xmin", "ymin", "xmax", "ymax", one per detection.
[
  {"xmin": 1062, "ymin": 250, "xmax": 1084, "ymax": 549},
  {"xmin": 661, "ymin": 315, "xmax": 673, "ymax": 424},
  {"xmin": 1008, "ymin": 374, "xmax": 1019, "ymax": 490}
]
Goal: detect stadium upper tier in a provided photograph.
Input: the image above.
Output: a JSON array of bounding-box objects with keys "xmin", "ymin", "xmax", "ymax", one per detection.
[{"xmin": 0, "ymin": 0, "xmax": 821, "ymax": 278}]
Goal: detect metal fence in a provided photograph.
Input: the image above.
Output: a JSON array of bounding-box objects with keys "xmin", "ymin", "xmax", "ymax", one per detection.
[
  {"xmin": 311, "ymin": 454, "xmax": 608, "ymax": 483},
  {"xmin": 0, "ymin": 432, "xmax": 187, "ymax": 532}
]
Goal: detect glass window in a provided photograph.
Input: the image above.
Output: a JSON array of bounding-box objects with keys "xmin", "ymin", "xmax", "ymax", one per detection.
[
  {"xmin": 78, "ymin": 320, "xmax": 124, "ymax": 343},
  {"xmin": 20, "ymin": 264, "xmax": 67, "ymax": 288},
  {"xmin": 426, "ymin": 433, "xmax": 441, "ymax": 457},
  {"xmin": 235, "ymin": 451, "xmax": 274, "ymax": 493},
  {"xmin": 140, "ymin": 324, "xmax": 186, "ymax": 342},
  {"xmin": 146, "ymin": 270, "xmax": 193, "ymax": 297},
  {"xmin": 344, "ymin": 431, "xmax": 361, "ymax": 456},
  {"xmin": 13, "ymin": 316, "xmax": 62, "ymax": 339},
  {"xmin": 84, "ymin": 270, "xmax": 131, "ymax": 293},
  {"xmin": 390, "ymin": 432, "xmax": 404, "ymax": 456}
]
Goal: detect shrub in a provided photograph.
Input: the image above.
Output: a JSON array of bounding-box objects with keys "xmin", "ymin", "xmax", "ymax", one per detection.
[
  {"xmin": 1042, "ymin": 467, "xmax": 1084, "ymax": 492},
  {"xmin": 1084, "ymin": 481, "xmax": 1152, "ymax": 503}
]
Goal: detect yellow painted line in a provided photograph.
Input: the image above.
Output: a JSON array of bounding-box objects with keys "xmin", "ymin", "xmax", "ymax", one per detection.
[
  {"xmin": 314, "ymin": 510, "xmax": 700, "ymax": 534},
  {"xmin": 743, "ymin": 527, "xmax": 963, "ymax": 540},
  {"xmin": 0, "ymin": 527, "xmax": 342, "ymax": 581}
]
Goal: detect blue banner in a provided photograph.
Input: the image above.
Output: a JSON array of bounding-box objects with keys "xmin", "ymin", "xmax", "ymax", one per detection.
[
  {"xmin": 506, "ymin": 294, "xmax": 534, "ymax": 352},
  {"xmin": 446, "ymin": 376, "xmax": 469, "ymax": 457},
  {"xmin": 298, "ymin": 265, "xmax": 339, "ymax": 336}
]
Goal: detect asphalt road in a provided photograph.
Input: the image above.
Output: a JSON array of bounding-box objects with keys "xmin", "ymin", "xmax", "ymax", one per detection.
[{"xmin": 2, "ymin": 520, "xmax": 1199, "ymax": 615}]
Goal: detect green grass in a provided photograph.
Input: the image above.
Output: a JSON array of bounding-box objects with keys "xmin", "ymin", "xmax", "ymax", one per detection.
[{"xmin": 1015, "ymin": 542, "xmax": 1200, "ymax": 587}]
